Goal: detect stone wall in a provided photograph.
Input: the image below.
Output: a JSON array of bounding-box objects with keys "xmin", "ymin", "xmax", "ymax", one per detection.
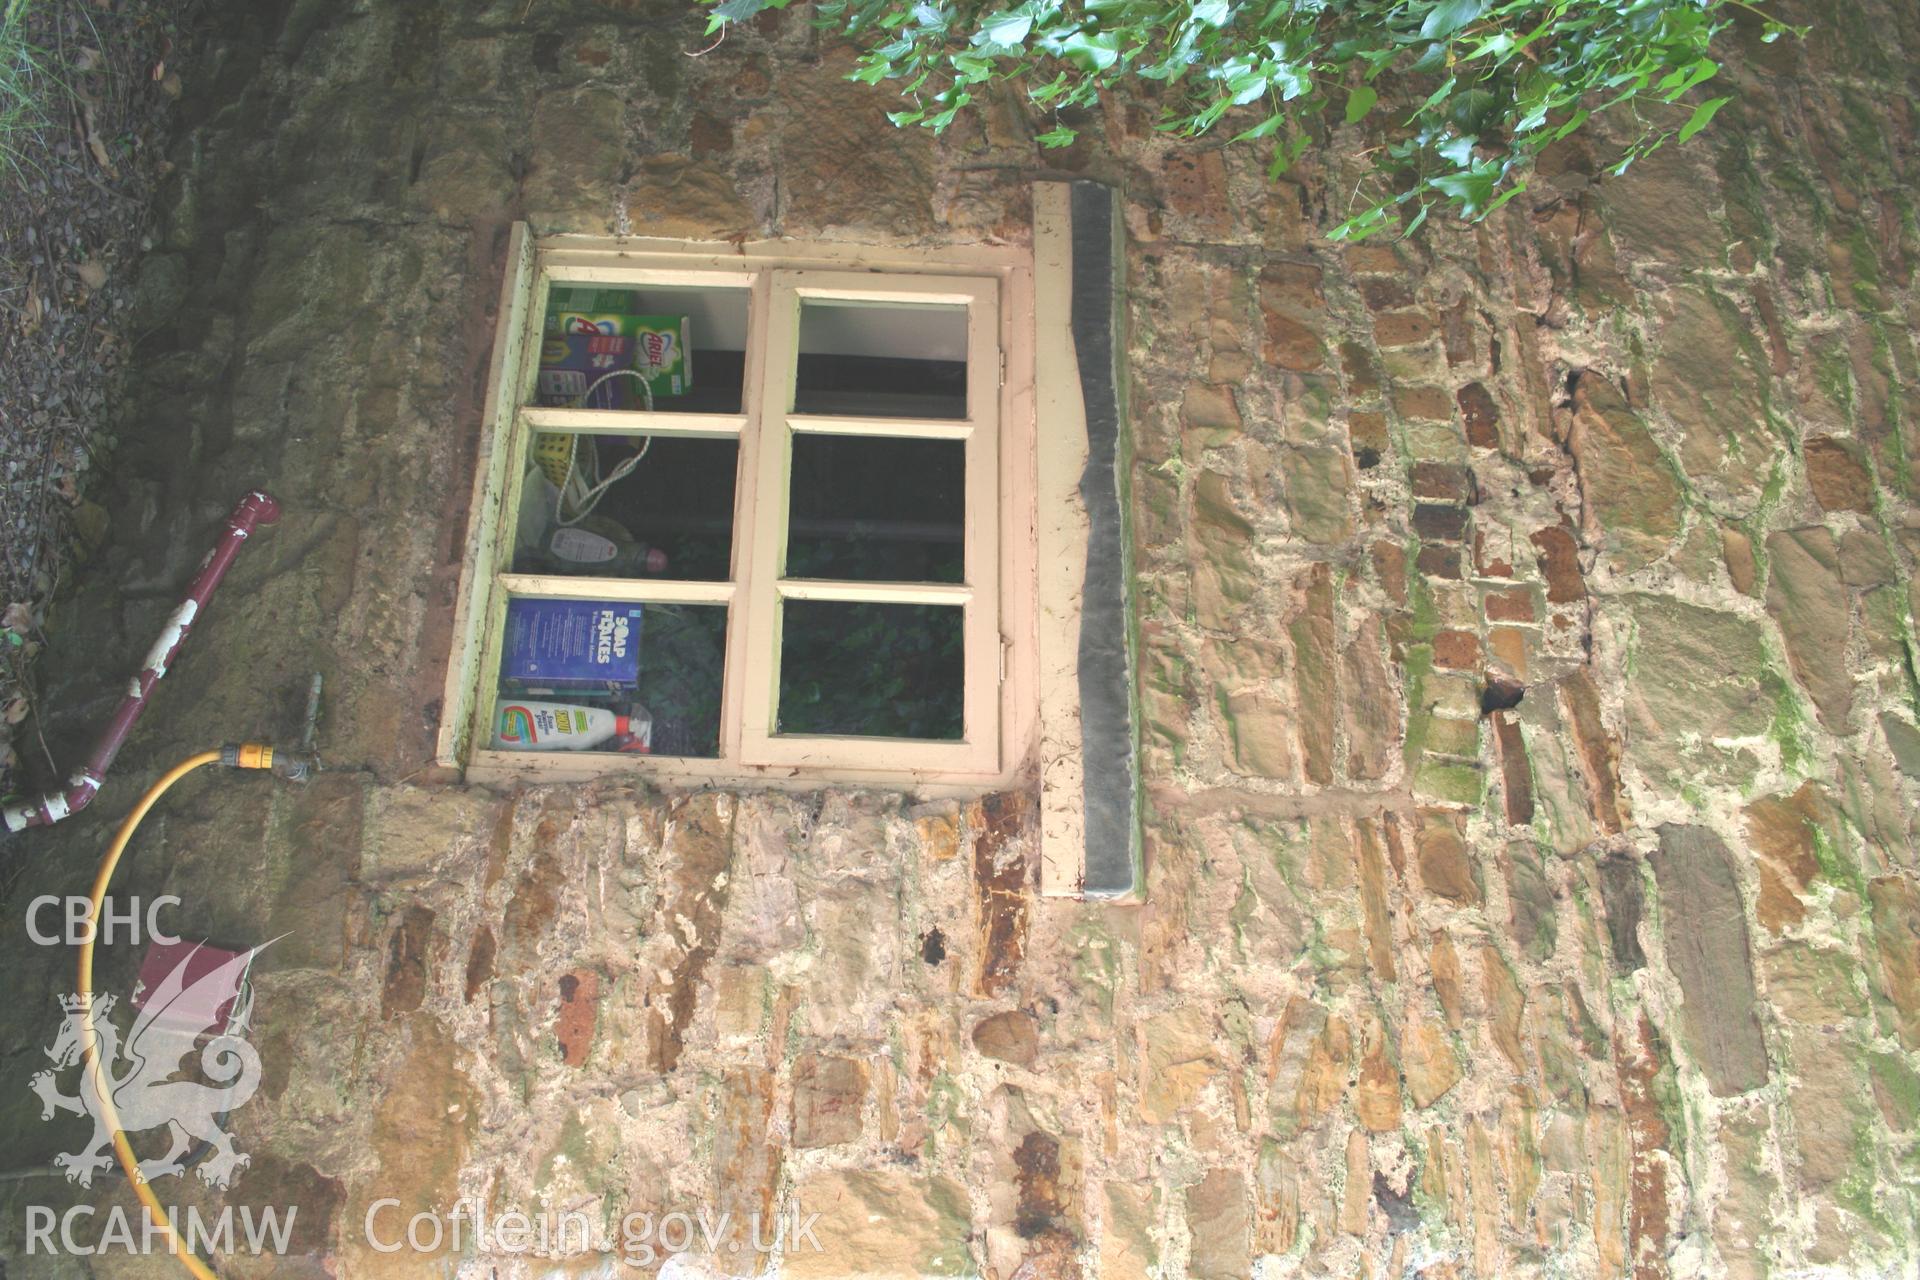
[{"xmin": 1, "ymin": 0, "xmax": 1918, "ymax": 1276}]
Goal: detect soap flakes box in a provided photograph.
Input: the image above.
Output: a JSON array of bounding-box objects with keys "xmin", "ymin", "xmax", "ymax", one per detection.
[
  {"xmin": 541, "ymin": 286, "xmax": 691, "ymax": 401},
  {"xmin": 537, "ymin": 333, "xmax": 638, "ymax": 410},
  {"xmin": 501, "ymin": 599, "xmax": 643, "ymax": 690}
]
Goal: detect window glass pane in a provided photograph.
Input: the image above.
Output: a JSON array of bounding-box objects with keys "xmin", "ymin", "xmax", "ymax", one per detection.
[
  {"xmin": 776, "ymin": 601, "xmax": 962, "ymax": 740},
  {"xmin": 794, "ymin": 300, "xmax": 967, "ymax": 419},
  {"xmin": 785, "ymin": 436, "xmax": 964, "ymax": 583},
  {"xmin": 513, "ymin": 433, "xmax": 736, "ymax": 582},
  {"xmin": 535, "ymin": 284, "xmax": 748, "ymax": 413},
  {"xmin": 490, "ymin": 598, "xmax": 726, "ymax": 758}
]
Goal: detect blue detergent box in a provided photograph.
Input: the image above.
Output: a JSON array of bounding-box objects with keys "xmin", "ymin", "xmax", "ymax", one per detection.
[{"xmin": 501, "ymin": 600, "xmax": 643, "ymax": 690}]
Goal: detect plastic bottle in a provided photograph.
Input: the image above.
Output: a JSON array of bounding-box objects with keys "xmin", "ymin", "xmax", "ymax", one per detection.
[
  {"xmin": 545, "ymin": 517, "xmax": 669, "ymax": 575},
  {"xmin": 493, "ymin": 700, "xmax": 645, "ymax": 751}
]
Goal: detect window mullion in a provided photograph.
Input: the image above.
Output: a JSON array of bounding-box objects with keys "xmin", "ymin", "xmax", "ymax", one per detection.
[
  {"xmin": 498, "ymin": 573, "xmax": 734, "ymax": 605},
  {"xmin": 961, "ymin": 281, "xmax": 1001, "ymax": 767},
  {"xmin": 775, "ymin": 579, "xmax": 973, "ymax": 606},
  {"xmin": 736, "ymin": 272, "xmax": 802, "ymax": 762}
]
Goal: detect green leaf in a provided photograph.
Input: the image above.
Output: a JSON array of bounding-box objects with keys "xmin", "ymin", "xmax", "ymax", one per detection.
[
  {"xmin": 1189, "ymin": 0, "xmax": 1229, "ymax": 28},
  {"xmin": 706, "ymin": 0, "xmax": 769, "ymax": 32},
  {"xmin": 1430, "ymin": 163, "xmax": 1497, "ymax": 215},
  {"xmin": 1657, "ymin": 57, "xmax": 1718, "ymax": 102},
  {"xmin": 1059, "ymin": 29, "xmax": 1122, "ymax": 72},
  {"xmin": 1479, "ymin": 179, "xmax": 1528, "ymax": 218},
  {"xmin": 1448, "ymin": 86, "xmax": 1499, "ymax": 133},
  {"xmin": 1676, "ymin": 94, "xmax": 1730, "ymax": 142},
  {"xmin": 1233, "ymin": 112, "xmax": 1285, "ymax": 142},
  {"xmin": 1266, "ymin": 131, "xmax": 1309, "ymax": 178},
  {"xmin": 1029, "ymin": 71, "xmax": 1072, "ymax": 103},
  {"xmin": 1328, "ymin": 203, "xmax": 1391, "ymax": 241},
  {"xmin": 1420, "ymin": 0, "xmax": 1485, "ymax": 42},
  {"xmin": 973, "ymin": 10, "xmax": 1034, "ymax": 48},
  {"xmin": 1416, "ymin": 74, "xmax": 1458, "ymax": 117},
  {"xmin": 1549, "ymin": 108, "xmax": 1591, "ymax": 142},
  {"xmin": 790, "ymin": 0, "xmax": 1792, "ymax": 239}
]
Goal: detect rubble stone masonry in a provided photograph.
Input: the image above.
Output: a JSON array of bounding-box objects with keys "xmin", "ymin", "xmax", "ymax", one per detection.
[{"xmin": 2, "ymin": 0, "xmax": 1918, "ymax": 1275}]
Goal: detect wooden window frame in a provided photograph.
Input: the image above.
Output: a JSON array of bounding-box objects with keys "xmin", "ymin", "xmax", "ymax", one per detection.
[{"xmin": 438, "ymin": 227, "xmax": 1038, "ymax": 791}]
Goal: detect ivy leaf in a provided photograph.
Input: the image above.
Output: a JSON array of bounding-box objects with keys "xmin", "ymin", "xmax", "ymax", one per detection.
[
  {"xmin": 724, "ymin": 0, "xmax": 1804, "ymax": 238},
  {"xmin": 1430, "ymin": 163, "xmax": 1497, "ymax": 215},
  {"xmin": 1657, "ymin": 57, "xmax": 1718, "ymax": 102},
  {"xmin": 1233, "ymin": 112, "xmax": 1285, "ymax": 142},
  {"xmin": 705, "ymin": 0, "xmax": 768, "ymax": 34},
  {"xmin": 1267, "ymin": 131, "xmax": 1309, "ymax": 178},
  {"xmin": 1409, "ymin": 41, "xmax": 1450, "ymax": 74},
  {"xmin": 1448, "ymin": 85, "xmax": 1499, "ymax": 133},
  {"xmin": 1272, "ymin": 63, "xmax": 1309, "ymax": 100},
  {"xmin": 1190, "ymin": 0, "xmax": 1230, "ymax": 28},
  {"xmin": 1676, "ymin": 95, "xmax": 1730, "ymax": 142},
  {"xmin": 1420, "ymin": 0, "xmax": 1486, "ymax": 42},
  {"xmin": 1059, "ymin": 29, "xmax": 1122, "ymax": 72},
  {"xmin": 973, "ymin": 10, "xmax": 1034, "ymax": 48},
  {"xmin": 1481, "ymin": 179, "xmax": 1528, "ymax": 217},
  {"xmin": 1029, "ymin": 70, "xmax": 1072, "ymax": 103}
]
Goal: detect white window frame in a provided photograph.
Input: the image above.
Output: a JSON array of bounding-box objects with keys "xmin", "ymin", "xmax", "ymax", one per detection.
[{"xmin": 438, "ymin": 228, "xmax": 1037, "ymax": 790}]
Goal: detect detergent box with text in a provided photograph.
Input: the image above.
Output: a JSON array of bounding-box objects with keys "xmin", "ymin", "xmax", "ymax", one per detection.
[
  {"xmin": 541, "ymin": 286, "xmax": 691, "ymax": 402},
  {"xmin": 500, "ymin": 599, "xmax": 644, "ymax": 691}
]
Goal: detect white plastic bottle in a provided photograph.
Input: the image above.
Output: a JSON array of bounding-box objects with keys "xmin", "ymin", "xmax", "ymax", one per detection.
[
  {"xmin": 547, "ymin": 522, "xmax": 669, "ymax": 575},
  {"xmin": 492, "ymin": 700, "xmax": 634, "ymax": 751}
]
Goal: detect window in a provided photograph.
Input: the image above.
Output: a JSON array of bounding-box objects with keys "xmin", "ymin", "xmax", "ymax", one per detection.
[{"xmin": 439, "ymin": 230, "xmax": 1036, "ymax": 786}]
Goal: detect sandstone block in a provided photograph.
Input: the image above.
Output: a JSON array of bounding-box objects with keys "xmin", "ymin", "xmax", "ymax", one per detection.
[
  {"xmin": 1804, "ymin": 436, "xmax": 1876, "ymax": 513},
  {"xmin": 1566, "ymin": 371, "xmax": 1683, "ymax": 573},
  {"xmin": 793, "ymin": 1054, "xmax": 870, "ymax": 1148},
  {"xmin": 787, "ymin": 1172, "xmax": 973, "ymax": 1278},
  {"xmin": 1765, "ymin": 526, "xmax": 1853, "ymax": 731},
  {"xmin": 972, "ymin": 1009, "xmax": 1039, "ymax": 1066},
  {"xmin": 1619, "ymin": 595, "xmax": 1775, "ymax": 785},
  {"xmin": 1651, "ymin": 825, "xmax": 1769, "ymax": 1095}
]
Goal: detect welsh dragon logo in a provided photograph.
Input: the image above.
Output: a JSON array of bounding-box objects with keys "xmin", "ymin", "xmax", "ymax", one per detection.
[{"xmin": 30, "ymin": 943, "xmax": 266, "ymax": 1189}]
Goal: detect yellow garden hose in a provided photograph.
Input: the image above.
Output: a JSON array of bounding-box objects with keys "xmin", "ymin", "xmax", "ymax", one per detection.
[{"xmin": 77, "ymin": 746, "xmax": 299, "ymax": 1280}]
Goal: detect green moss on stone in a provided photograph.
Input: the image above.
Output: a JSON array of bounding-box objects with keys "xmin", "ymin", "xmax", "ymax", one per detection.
[
  {"xmin": 1834, "ymin": 1123, "xmax": 1900, "ymax": 1243},
  {"xmin": 1415, "ymin": 759, "xmax": 1483, "ymax": 807},
  {"xmin": 1817, "ymin": 348, "xmax": 1856, "ymax": 421},
  {"xmin": 1868, "ymin": 1052, "xmax": 1920, "ymax": 1131},
  {"xmin": 1807, "ymin": 818, "xmax": 1866, "ymax": 898},
  {"xmin": 1070, "ymin": 917, "xmax": 1120, "ymax": 1019},
  {"xmin": 1401, "ymin": 644, "xmax": 1435, "ymax": 773},
  {"xmin": 1768, "ymin": 672, "xmax": 1816, "ymax": 778}
]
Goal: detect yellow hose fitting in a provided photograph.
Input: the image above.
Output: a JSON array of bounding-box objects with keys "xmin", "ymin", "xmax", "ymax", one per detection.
[{"xmin": 218, "ymin": 743, "xmax": 313, "ymax": 780}]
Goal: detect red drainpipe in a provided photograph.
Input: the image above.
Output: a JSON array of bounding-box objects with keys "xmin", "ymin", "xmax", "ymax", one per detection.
[{"xmin": 2, "ymin": 491, "xmax": 281, "ymax": 834}]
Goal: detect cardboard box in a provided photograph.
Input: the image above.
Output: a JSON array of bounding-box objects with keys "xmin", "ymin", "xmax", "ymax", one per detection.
[
  {"xmin": 545, "ymin": 286, "xmax": 642, "ymax": 336},
  {"xmin": 629, "ymin": 317, "xmax": 691, "ymax": 399},
  {"xmin": 542, "ymin": 286, "xmax": 692, "ymax": 401},
  {"xmin": 537, "ymin": 333, "xmax": 640, "ymax": 410},
  {"xmin": 501, "ymin": 599, "xmax": 644, "ymax": 691}
]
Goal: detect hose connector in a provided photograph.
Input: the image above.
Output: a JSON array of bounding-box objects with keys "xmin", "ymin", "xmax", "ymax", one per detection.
[{"xmin": 220, "ymin": 743, "xmax": 314, "ymax": 782}]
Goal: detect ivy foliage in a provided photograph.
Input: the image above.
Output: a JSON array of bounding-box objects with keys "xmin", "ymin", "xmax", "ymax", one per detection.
[{"xmin": 703, "ymin": 0, "xmax": 1805, "ymax": 238}]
